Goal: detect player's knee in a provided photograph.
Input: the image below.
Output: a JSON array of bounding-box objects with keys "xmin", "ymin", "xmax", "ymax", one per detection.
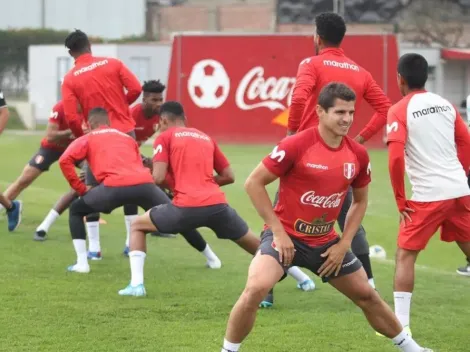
[
  {"xmin": 352, "ymin": 286, "xmax": 380, "ymax": 310},
  {"xmin": 242, "ymin": 280, "xmax": 272, "ymax": 306},
  {"xmin": 130, "ymin": 215, "xmax": 151, "ymax": 234},
  {"xmin": 395, "ymin": 248, "xmax": 418, "ymax": 265}
]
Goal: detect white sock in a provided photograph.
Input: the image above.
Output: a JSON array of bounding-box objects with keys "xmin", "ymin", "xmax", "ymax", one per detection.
[
  {"xmin": 222, "ymin": 339, "xmax": 241, "ymax": 352},
  {"xmin": 202, "ymin": 244, "xmax": 219, "ymax": 261},
  {"xmin": 86, "ymin": 221, "xmax": 101, "ymax": 253},
  {"xmin": 368, "ymin": 278, "xmax": 376, "ymax": 289},
  {"xmin": 394, "ymin": 292, "xmax": 412, "ymax": 328},
  {"xmin": 0, "ymin": 204, "xmax": 4, "ymax": 211},
  {"xmin": 72, "ymin": 239, "xmax": 89, "ymax": 267},
  {"xmin": 392, "ymin": 330, "xmax": 422, "ymax": 351},
  {"xmin": 129, "ymin": 250, "xmax": 146, "ymax": 286},
  {"xmin": 287, "ymin": 266, "xmax": 311, "ymax": 284},
  {"xmin": 124, "ymin": 215, "xmax": 138, "ymax": 247},
  {"xmin": 36, "ymin": 209, "xmax": 60, "ymax": 232}
]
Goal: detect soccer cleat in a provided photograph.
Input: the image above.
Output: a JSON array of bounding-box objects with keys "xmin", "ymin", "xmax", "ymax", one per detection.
[
  {"xmin": 259, "ymin": 291, "xmax": 274, "ymax": 308},
  {"xmin": 376, "ymin": 325, "xmax": 412, "ymax": 337},
  {"xmin": 67, "ymin": 264, "xmax": 90, "ymax": 273},
  {"xmin": 206, "ymin": 258, "xmax": 222, "ymax": 269},
  {"xmin": 123, "ymin": 246, "xmax": 130, "ymax": 257},
  {"xmin": 34, "ymin": 230, "xmax": 47, "ymax": 241},
  {"xmin": 118, "ymin": 284, "xmax": 146, "ymax": 297},
  {"xmin": 456, "ymin": 262, "xmax": 470, "ymax": 276},
  {"xmin": 420, "ymin": 349, "xmax": 433, "ymax": 352},
  {"xmin": 297, "ymin": 279, "xmax": 316, "ymax": 291},
  {"xmin": 87, "ymin": 251, "xmax": 102, "ymax": 261},
  {"xmin": 7, "ymin": 200, "xmax": 22, "ymax": 232}
]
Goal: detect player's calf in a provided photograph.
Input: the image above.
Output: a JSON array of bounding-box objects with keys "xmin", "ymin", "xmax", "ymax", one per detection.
[
  {"xmin": 67, "ymin": 198, "xmax": 94, "ymax": 273},
  {"xmin": 4, "ymin": 164, "xmax": 42, "ymax": 201}
]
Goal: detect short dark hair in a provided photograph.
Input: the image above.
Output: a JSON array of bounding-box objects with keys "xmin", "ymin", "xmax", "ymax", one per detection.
[
  {"xmin": 88, "ymin": 107, "xmax": 109, "ymax": 125},
  {"xmin": 160, "ymin": 101, "xmax": 185, "ymax": 121},
  {"xmin": 65, "ymin": 29, "xmax": 90, "ymax": 53},
  {"xmin": 318, "ymin": 83, "xmax": 356, "ymax": 111},
  {"xmin": 315, "ymin": 12, "xmax": 346, "ymax": 46},
  {"xmin": 142, "ymin": 80, "xmax": 166, "ymax": 94},
  {"xmin": 397, "ymin": 53, "xmax": 428, "ymax": 89}
]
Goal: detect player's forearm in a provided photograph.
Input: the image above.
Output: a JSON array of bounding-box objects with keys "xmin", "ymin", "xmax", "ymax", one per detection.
[
  {"xmin": 47, "ymin": 129, "xmax": 73, "ymax": 142},
  {"xmin": 60, "ymin": 162, "xmax": 87, "ymax": 195},
  {"xmin": 358, "ymin": 112, "xmax": 387, "ymax": 142},
  {"xmin": 340, "ymin": 200, "xmax": 368, "ymax": 247},
  {"xmin": 0, "ymin": 108, "xmax": 10, "ymax": 135},
  {"xmin": 67, "ymin": 118, "xmax": 84, "ymax": 138},
  {"xmin": 287, "ymin": 103, "xmax": 305, "ymax": 132},
  {"xmin": 388, "ymin": 144, "xmax": 407, "ymax": 211},
  {"xmin": 244, "ymin": 180, "xmax": 284, "ymax": 232}
]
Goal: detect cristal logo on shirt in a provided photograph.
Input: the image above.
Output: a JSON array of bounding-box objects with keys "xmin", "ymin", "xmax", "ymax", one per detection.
[
  {"xmin": 294, "ymin": 213, "xmax": 335, "ymax": 236},
  {"xmin": 300, "ymin": 190, "xmax": 344, "ymax": 208}
]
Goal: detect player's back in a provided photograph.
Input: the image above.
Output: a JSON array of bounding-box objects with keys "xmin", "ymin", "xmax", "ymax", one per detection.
[
  {"xmin": 393, "ymin": 91, "xmax": 470, "ymax": 201},
  {"xmin": 86, "ymin": 127, "xmax": 152, "ymax": 187},
  {"xmin": 165, "ymin": 127, "xmax": 226, "ymax": 207},
  {"xmin": 66, "ymin": 54, "xmax": 134, "ymax": 133},
  {"xmin": 299, "ymin": 48, "xmax": 372, "ymax": 131}
]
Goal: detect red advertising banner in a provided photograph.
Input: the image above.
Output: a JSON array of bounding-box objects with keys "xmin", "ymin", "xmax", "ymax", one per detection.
[{"xmin": 166, "ymin": 33, "xmax": 401, "ymax": 147}]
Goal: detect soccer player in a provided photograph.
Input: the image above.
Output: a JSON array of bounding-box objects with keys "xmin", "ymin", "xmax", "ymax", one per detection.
[
  {"xmin": 59, "ymin": 108, "xmax": 220, "ymax": 272},
  {"xmin": 62, "ymin": 29, "xmax": 142, "ymax": 259},
  {"xmin": 286, "ymin": 12, "xmax": 392, "ymax": 291},
  {"xmin": 387, "ymin": 53, "xmax": 470, "ymax": 334},
  {"xmin": 221, "ymin": 83, "xmax": 433, "ymax": 352},
  {"xmin": 117, "ymin": 101, "xmax": 314, "ymax": 297}
]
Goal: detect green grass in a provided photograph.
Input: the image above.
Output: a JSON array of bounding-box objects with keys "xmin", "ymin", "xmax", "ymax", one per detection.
[{"xmin": 0, "ymin": 135, "xmax": 468, "ymax": 352}]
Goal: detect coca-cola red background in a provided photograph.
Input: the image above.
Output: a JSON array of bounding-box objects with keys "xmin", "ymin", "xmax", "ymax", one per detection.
[{"xmin": 166, "ymin": 34, "xmax": 401, "ymax": 148}]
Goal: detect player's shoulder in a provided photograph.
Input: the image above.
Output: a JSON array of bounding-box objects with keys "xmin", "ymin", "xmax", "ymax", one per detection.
[
  {"xmin": 344, "ymin": 136, "xmax": 369, "ymax": 161},
  {"xmin": 389, "ymin": 94, "xmax": 414, "ymax": 117},
  {"xmin": 52, "ymin": 100, "xmax": 64, "ymax": 112}
]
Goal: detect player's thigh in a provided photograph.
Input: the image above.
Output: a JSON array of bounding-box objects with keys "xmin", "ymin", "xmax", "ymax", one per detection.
[
  {"xmin": 302, "ymin": 238, "xmax": 363, "ymax": 283},
  {"xmin": 244, "ymin": 251, "xmax": 286, "ymax": 296},
  {"xmin": 328, "ymin": 266, "xmax": 374, "ymax": 304},
  {"xmin": 148, "ymin": 203, "xmax": 188, "ymax": 234},
  {"xmin": 206, "ymin": 204, "xmax": 249, "ymax": 241},
  {"xmin": 397, "ymin": 200, "xmax": 447, "ymax": 251},
  {"xmin": 441, "ymin": 196, "xmax": 470, "ymax": 243},
  {"xmin": 27, "ymin": 147, "xmax": 61, "ymax": 173},
  {"xmin": 81, "ymin": 185, "xmax": 115, "ymax": 213}
]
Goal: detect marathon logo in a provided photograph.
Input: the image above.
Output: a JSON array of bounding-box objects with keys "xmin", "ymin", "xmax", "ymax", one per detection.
[
  {"xmin": 323, "ymin": 60, "xmax": 359, "ymax": 72},
  {"xmin": 411, "ymin": 105, "xmax": 452, "ymax": 118},
  {"xmin": 174, "ymin": 131, "xmax": 210, "ymax": 141},
  {"xmin": 74, "ymin": 60, "xmax": 109, "ymax": 76},
  {"xmin": 294, "ymin": 214, "xmax": 335, "ymax": 236}
]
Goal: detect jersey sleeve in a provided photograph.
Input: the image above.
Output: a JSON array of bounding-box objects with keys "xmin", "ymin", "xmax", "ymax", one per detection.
[
  {"xmin": 454, "ymin": 110, "xmax": 470, "ymax": 174},
  {"xmin": 287, "ymin": 58, "xmax": 316, "ymax": 132},
  {"xmin": 61, "ymin": 78, "xmax": 84, "ymax": 138},
  {"xmin": 386, "ymin": 107, "xmax": 407, "ymax": 145},
  {"xmin": 351, "ymin": 145, "xmax": 371, "ymax": 188},
  {"xmin": 58, "ymin": 136, "xmax": 88, "ymax": 195},
  {"xmin": 48, "ymin": 103, "xmax": 63, "ymax": 124},
  {"xmin": 213, "ymin": 141, "xmax": 230, "ymax": 174},
  {"xmin": 152, "ymin": 132, "xmax": 170, "ymax": 164},
  {"xmin": 262, "ymin": 135, "xmax": 300, "ymax": 177},
  {"xmin": 0, "ymin": 89, "xmax": 6, "ymax": 108},
  {"xmin": 358, "ymin": 73, "xmax": 391, "ymax": 141}
]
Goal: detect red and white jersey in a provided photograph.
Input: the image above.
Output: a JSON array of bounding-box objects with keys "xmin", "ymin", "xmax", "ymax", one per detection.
[
  {"xmin": 262, "ymin": 128, "xmax": 371, "ymax": 247},
  {"xmin": 387, "ymin": 90, "xmax": 470, "ymax": 202}
]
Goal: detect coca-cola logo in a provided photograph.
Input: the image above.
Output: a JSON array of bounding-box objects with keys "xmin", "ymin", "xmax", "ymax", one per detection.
[
  {"xmin": 300, "ymin": 191, "xmax": 345, "ymax": 208},
  {"xmin": 236, "ymin": 66, "xmax": 296, "ymax": 111}
]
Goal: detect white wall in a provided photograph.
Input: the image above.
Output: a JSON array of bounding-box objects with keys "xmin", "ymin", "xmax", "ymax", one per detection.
[{"xmin": 0, "ymin": 0, "xmax": 145, "ymax": 39}]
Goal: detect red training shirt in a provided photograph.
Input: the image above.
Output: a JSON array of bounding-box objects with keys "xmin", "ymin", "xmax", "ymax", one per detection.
[
  {"xmin": 41, "ymin": 101, "xmax": 81, "ymax": 152},
  {"xmin": 59, "ymin": 126, "xmax": 153, "ymax": 195},
  {"xmin": 288, "ymin": 48, "xmax": 391, "ymax": 140},
  {"xmin": 152, "ymin": 126, "xmax": 229, "ymax": 207},
  {"xmin": 61, "ymin": 53, "xmax": 142, "ymax": 137},
  {"xmin": 131, "ymin": 104, "xmax": 159, "ymax": 143},
  {"xmin": 262, "ymin": 128, "xmax": 371, "ymax": 247}
]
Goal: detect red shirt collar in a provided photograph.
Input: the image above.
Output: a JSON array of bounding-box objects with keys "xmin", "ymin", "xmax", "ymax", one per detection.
[
  {"xmin": 75, "ymin": 53, "xmax": 93, "ymax": 65},
  {"xmin": 319, "ymin": 47, "xmax": 344, "ymax": 56}
]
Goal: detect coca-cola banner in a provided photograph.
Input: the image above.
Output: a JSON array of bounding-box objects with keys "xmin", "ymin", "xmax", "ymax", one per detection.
[{"xmin": 166, "ymin": 34, "xmax": 401, "ymax": 147}]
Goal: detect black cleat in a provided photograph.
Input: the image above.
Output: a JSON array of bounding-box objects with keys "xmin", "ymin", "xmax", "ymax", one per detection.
[{"xmin": 34, "ymin": 230, "xmax": 47, "ymax": 241}]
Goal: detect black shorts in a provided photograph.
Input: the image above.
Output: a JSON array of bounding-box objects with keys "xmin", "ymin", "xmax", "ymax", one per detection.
[
  {"xmin": 82, "ymin": 183, "xmax": 168, "ymax": 214},
  {"xmin": 84, "ymin": 130, "xmax": 136, "ymax": 186},
  {"xmin": 28, "ymin": 147, "xmax": 63, "ymax": 172},
  {"xmin": 149, "ymin": 203, "xmax": 249, "ymax": 240},
  {"xmin": 259, "ymin": 229, "xmax": 362, "ymax": 283}
]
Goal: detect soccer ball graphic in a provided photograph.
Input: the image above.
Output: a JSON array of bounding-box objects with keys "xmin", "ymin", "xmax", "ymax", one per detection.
[
  {"xmin": 187, "ymin": 59, "xmax": 230, "ymax": 109},
  {"xmin": 369, "ymin": 245, "xmax": 387, "ymax": 259}
]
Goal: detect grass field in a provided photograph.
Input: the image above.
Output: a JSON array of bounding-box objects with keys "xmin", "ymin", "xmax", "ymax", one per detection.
[{"xmin": 0, "ymin": 134, "xmax": 468, "ymax": 352}]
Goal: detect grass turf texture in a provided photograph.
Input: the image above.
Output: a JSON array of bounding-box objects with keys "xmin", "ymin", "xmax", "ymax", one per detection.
[{"xmin": 0, "ymin": 135, "xmax": 468, "ymax": 352}]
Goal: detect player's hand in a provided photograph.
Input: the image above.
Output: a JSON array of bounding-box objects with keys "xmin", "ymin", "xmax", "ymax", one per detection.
[
  {"xmin": 273, "ymin": 229, "xmax": 295, "ymax": 266},
  {"xmin": 318, "ymin": 241, "xmax": 349, "ymax": 278},
  {"xmin": 399, "ymin": 207, "xmax": 415, "ymax": 226},
  {"xmin": 354, "ymin": 135, "xmax": 365, "ymax": 144}
]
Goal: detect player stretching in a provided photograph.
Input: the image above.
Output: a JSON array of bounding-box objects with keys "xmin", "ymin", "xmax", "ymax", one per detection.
[
  {"xmin": 387, "ymin": 54, "xmax": 470, "ymax": 335},
  {"xmin": 62, "ymin": 29, "xmax": 142, "ymax": 260},
  {"xmin": 0, "ymin": 88, "xmax": 21, "ymax": 231},
  {"xmin": 283, "ymin": 12, "xmax": 392, "ymax": 294},
  {"xmin": 118, "ymin": 101, "xmax": 313, "ymax": 296},
  {"xmin": 221, "ymin": 83, "xmax": 433, "ymax": 352}
]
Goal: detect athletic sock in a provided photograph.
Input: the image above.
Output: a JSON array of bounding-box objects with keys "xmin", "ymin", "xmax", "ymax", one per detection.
[
  {"xmin": 72, "ymin": 239, "xmax": 88, "ymax": 267},
  {"xmin": 221, "ymin": 339, "xmax": 241, "ymax": 352},
  {"xmin": 86, "ymin": 221, "xmax": 101, "ymax": 253},
  {"xmin": 287, "ymin": 266, "xmax": 311, "ymax": 284},
  {"xmin": 124, "ymin": 215, "xmax": 137, "ymax": 247},
  {"xmin": 394, "ymin": 292, "xmax": 412, "ymax": 328},
  {"xmin": 392, "ymin": 330, "xmax": 421, "ymax": 351},
  {"xmin": 129, "ymin": 250, "xmax": 146, "ymax": 286},
  {"xmin": 36, "ymin": 209, "xmax": 60, "ymax": 233}
]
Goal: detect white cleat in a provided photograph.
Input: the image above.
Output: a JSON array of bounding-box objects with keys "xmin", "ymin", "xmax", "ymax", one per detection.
[
  {"xmin": 67, "ymin": 264, "xmax": 90, "ymax": 273},
  {"xmin": 206, "ymin": 258, "xmax": 222, "ymax": 269},
  {"xmin": 118, "ymin": 284, "xmax": 146, "ymax": 297},
  {"xmin": 297, "ymin": 279, "xmax": 316, "ymax": 291}
]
